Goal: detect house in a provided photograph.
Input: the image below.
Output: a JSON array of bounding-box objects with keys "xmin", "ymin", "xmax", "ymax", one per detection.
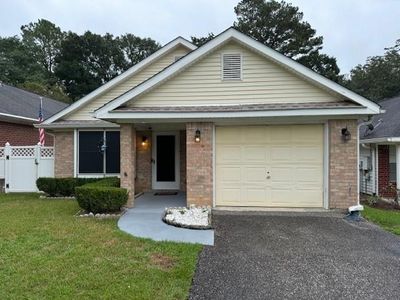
[
  {"xmin": 39, "ymin": 28, "xmax": 381, "ymax": 210},
  {"xmin": 359, "ymin": 96, "xmax": 400, "ymax": 198},
  {"xmin": 0, "ymin": 83, "xmax": 68, "ymax": 146}
]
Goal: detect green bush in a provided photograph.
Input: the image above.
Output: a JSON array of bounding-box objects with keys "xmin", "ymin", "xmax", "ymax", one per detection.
[
  {"xmin": 75, "ymin": 186, "xmax": 128, "ymax": 213},
  {"xmin": 36, "ymin": 177, "xmax": 118, "ymax": 197}
]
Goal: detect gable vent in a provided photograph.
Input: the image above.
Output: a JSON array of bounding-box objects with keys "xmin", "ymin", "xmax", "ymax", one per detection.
[{"xmin": 222, "ymin": 54, "xmax": 242, "ymax": 80}]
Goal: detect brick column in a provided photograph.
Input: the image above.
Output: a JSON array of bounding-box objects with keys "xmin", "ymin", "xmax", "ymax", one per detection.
[
  {"xmin": 54, "ymin": 131, "xmax": 74, "ymax": 178},
  {"xmin": 135, "ymin": 131, "xmax": 152, "ymax": 193},
  {"xmin": 186, "ymin": 122, "xmax": 213, "ymax": 207},
  {"xmin": 329, "ymin": 119, "xmax": 358, "ymax": 209},
  {"xmin": 120, "ymin": 124, "xmax": 136, "ymax": 207},
  {"xmin": 377, "ymin": 145, "xmax": 396, "ymax": 197}
]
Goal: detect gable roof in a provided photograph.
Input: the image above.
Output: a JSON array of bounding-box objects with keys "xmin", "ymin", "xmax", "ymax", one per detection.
[
  {"xmin": 360, "ymin": 96, "xmax": 400, "ymax": 141},
  {"xmin": 0, "ymin": 83, "xmax": 67, "ymax": 124},
  {"xmin": 94, "ymin": 27, "xmax": 381, "ymax": 119},
  {"xmin": 42, "ymin": 36, "xmax": 196, "ymax": 125}
]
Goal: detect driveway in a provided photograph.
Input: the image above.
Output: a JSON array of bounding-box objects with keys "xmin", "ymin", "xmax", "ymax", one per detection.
[{"xmin": 189, "ymin": 212, "xmax": 400, "ymax": 300}]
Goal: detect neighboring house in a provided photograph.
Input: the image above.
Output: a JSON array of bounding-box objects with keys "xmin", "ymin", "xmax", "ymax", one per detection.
[
  {"xmin": 39, "ymin": 28, "xmax": 381, "ymax": 210},
  {"xmin": 0, "ymin": 83, "xmax": 68, "ymax": 146},
  {"xmin": 359, "ymin": 96, "xmax": 400, "ymax": 198}
]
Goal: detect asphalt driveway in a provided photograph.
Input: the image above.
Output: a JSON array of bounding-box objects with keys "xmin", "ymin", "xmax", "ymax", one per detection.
[{"xmin": 189, "ymin": 212, "xmax": 400, "ymax": 300}]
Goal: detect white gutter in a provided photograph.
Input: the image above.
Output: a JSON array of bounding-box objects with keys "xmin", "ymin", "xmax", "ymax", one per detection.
[
  {"xmin": 0, "ymin": 112, "xmax": 37, "ymax": 122},
  {"xmin": 360, "ymin": 137, "xmax": 400, "ymax": 144}
]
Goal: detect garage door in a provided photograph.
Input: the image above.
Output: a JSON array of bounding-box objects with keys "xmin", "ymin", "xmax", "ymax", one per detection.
[{"xmin": 215, "ymin": 125, "xmax": 324, "ymax": 207}]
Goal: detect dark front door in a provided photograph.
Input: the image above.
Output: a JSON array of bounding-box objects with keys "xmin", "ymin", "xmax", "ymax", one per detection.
[
  {"xmin": 153, "ymin": 133, "xmax": 179, "ymax": 190},
  {"xmin": 156, "ymin": 135, "xmax": 175, "ymax": 181}
]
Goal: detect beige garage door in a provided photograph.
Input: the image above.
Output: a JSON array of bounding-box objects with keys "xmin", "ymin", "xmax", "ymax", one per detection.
[{"xmin": 215, "ymin": 125, "xmax": 324, "ymax": 207}]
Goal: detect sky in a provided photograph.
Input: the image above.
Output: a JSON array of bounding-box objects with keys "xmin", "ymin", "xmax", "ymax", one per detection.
[{"xmin": 1, "ymin": 0, "xmax": 399, "ymax": 74}]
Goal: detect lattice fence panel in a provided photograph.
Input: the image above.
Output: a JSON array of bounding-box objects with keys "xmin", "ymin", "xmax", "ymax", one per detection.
[
  {"xmin": 41, "ymin": 147, "xmax": 54, "ymax": 158},
  {"xmin": 11, "ymin": 147, "xmax": 35, "ymax": 157}
]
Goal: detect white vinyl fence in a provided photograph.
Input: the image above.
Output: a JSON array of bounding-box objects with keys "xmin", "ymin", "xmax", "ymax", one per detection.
[{"xmin": 0, "ymin": 143, "xmax": 54, "ymax": 193}]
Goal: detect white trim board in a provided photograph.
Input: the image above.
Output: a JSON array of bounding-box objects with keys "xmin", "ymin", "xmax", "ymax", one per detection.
[
  {"xmin": 100, "ymin": 107, "xmax": 376, "ymax": 122},
  {"xmin": 42, "ymin": 37, "xmax": 196, "ymax": 125},
  {"xmin": 95, "ymin": 27, "xmax": 381, "ymax": 118}
]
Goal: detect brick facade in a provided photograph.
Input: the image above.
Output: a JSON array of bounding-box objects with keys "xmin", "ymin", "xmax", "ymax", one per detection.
[
  {"xmin": 377, "ymin": 145, "xmax": 397, "ymax": 197},
  {"xmin": 135, "ymin": 131, "xmax": 152, "ymax": 193},
  {"xmin": 0, "ymin": 121, "xmax": 54, "ymax": 146},
  {"xmin": 54, "ymin": 131, "xmax": 74, "ymax": 178},
  {"xmin": 120, "ymin": 124, "xmax": 136, "ymax": 207},
  {"xmin": 186, "ymin": 122, "xmax": 213, "ymax": 206},
  {"xmin": 328, "ymin": 119, "xmax": 358, "ymax": 209}
]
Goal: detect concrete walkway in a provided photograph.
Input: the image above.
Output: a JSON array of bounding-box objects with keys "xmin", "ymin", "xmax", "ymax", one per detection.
[{"xmin": 118, "ymin": 192, "xmax": 214, "ymax": 245}]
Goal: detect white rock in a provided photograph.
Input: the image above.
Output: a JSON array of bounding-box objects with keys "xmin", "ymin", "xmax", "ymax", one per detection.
[{"xmin": 88, "ymin": 212, "xmax": 94, "ymax": 217}]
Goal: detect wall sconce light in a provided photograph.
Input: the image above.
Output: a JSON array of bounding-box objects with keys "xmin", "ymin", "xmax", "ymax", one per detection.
[
  {"xmin": 195, "ymin": 129, "xmax": 201, "ymax": 143},
  {"xmin": 341, "ymin": 127, "xmax": 351, "ymax": 141},
  {"xmin": 141, "ymin": 136, "xmax": 148, "ymax": 146}
]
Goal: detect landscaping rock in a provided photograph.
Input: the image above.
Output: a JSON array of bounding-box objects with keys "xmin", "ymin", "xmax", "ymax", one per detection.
[{"xmin": 163, "ymin": 206, "xmax": 212, "ymax": 229}]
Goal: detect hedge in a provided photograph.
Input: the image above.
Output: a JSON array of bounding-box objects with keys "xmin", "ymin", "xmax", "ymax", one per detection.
[
  {"xmin": 75, "ymin": 186, "xmax": 128, "ymax": 213},
  {"xmin": 36, "ymin": 177, "xmax": 102, "ymax": 197},
  {"xmin": 36, "ymin": 177, "xmax": 120, "ymax": 197}
]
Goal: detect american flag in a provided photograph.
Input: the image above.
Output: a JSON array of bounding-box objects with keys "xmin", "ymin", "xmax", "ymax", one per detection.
[{"xmin": 38, "ymin": 97, "xmax": 45, "ymax": 145}]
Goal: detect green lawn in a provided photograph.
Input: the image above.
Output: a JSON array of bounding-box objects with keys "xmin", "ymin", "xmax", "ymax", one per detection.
[
  {"xmin": 0, "ymin": 193, "xmax": 201, "ymax": 299},
  {"xmin": 363, "ymin": 205, "xmax": 400, "ymax": 235}
]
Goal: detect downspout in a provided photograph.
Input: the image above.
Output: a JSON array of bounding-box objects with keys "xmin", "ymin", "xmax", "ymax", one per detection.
[{"xmin": 348, "ymin": 119, "xmax": 374, "ymax": 219}]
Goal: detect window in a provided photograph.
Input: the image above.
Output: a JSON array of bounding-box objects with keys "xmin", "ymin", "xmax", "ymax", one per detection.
[
  {"xmin": 78, "ymin": 131, "xmax": 120, "ymax": 174},
  {"xmin": 222, "ymin": 53, "xmax": 242, "ymax": 80},
  {"xmin": 389, "ymin": 145, "xmax": 397, "ymax": 182}
]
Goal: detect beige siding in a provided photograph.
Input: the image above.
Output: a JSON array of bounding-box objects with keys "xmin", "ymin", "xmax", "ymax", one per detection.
[
  {"xmin": 65, "ymin": 45, "xmax": 191, "ymax": 120},
  {"xmin": 130, "ymin": 42, "xmax": 342, "ymax": 107}
]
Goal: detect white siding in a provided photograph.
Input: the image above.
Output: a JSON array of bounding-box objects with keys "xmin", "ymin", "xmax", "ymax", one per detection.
[
  {"xmin": 65, "ymin": 45, "xmax": 191, "ymax": 120},
  {"xmin": 359, "ymin": 145, "xmax": 376, "ymax": 195},
  {"xmin": 129, "ymin": 41, "xmax": 343, "ymax": 107}
]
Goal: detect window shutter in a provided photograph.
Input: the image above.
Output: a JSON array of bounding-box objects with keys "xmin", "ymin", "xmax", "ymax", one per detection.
[{"xmin": 222, "ymin": 54, "xmax": 242, "ymax": 80}]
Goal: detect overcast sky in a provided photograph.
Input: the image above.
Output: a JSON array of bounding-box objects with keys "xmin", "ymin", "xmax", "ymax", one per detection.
[{"xmin": 1, "ymin": 0, "xmax": 399, "ymax": 74}]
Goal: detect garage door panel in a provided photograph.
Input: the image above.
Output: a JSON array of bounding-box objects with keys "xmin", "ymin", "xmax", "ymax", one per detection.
[
  {"xmin": 216, "ymin": 145, "xmax": 241, "ymax": 163},
  {"xmin": 244, "ymin": 166, "xmax": 266, "ymax": 184},
  {"xmin": 295, "ymin": 146, "xmax": 323, "ymax": 162},
  {"xmin": 243, "ymin": 146, "xmax": 266, "ymax": 163},
  {"xmin": 217, "ymin": 166, "xmax": 241, "ymax": 182},
  {"xmin": 271, "ymin": 146, "xmax": 292, "ymax": 162},
  {"xmin": 243, "ymin": 127, "xmax": 269, "ymax": 144},
  {"xmin": 294, "ymin": 167, "xmax": 323, "ymax": 183},
  {"xmin": 217, "ymin": 188, "xmax": 241, "ymax": 205},
  {"xmin": 216, "ymin": 125, "xmax": 324, "ymax": 208}
]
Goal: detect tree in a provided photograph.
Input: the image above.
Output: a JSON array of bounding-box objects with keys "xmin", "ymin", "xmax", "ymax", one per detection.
[
  {"xmin": 191, "ymin": 33, "xmax": 215, "ymax": 47},
  {"xmin": 233, "ymin": 0, "xmax": 340, "ymax": 81},
  {"xmin": 345, "ymin": 40, "xmax": 400, "ymax": 101},
  {"xmin": 190, "ymin": 1, "xmax": 340, "ymax": 81},
  {"xmin": 21, "ymin": 19, "xmax": 65, "ymax": 74},
  {"xmin": 118, "ymin": 34, "xmax": 160, "ymax": 68},
  {"xmin": 54, "ymin": 32, "xmax": 103, "ymax": 100},
  {"xmin": 0, "ymin": 36, "xmax": 45, "ymax": 85}
]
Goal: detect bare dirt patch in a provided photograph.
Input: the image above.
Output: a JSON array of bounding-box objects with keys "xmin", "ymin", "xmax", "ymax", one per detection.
[{"xmin": 150, "ymin": 253, "xmax": 176, "ymax": 270}]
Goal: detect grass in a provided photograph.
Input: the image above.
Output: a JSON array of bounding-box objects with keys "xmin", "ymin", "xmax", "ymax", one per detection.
[
  {"xmin": 363, "ymin": 205, "xmax": 400, "ymax": 235},
  {"xmin": 0, "ymin": 193, "xmax": 201, "ymax": 299}
]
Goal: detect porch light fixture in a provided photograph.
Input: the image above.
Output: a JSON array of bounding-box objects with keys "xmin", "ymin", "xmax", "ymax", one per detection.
[
  {"xmin": 341, "ymin": 127, "xmax": 351, "ymax": 141},
  {"xmin": 141, "ymin": 136, "xmax": 148, "ymax": 146},
  {"xmin": 195, "ymin": 129, "xmax": 201, "ymax": 143}
]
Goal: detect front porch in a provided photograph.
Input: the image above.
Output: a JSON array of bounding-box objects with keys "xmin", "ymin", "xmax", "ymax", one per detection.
[
  {"xmin": 120, "ymin": 123, "xmax": 213, "ymax": 208},
  {"xmin": 118, "ymin": 191, "xmax": 214, "ymax": 245}
]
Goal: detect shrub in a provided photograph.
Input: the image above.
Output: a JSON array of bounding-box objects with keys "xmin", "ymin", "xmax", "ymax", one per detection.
[
  {"xmin": 36, "ymin": 177, "xmax": 118, "ymax": 197},
  {"xmin": 75, "ymin": 186, "xmax": 128, "ymax": 213}
]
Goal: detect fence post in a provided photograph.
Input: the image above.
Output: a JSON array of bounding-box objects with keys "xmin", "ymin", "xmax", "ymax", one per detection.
[
  {"xmin": 35, "ymin": 143, "xmax": 41, "ymax": 192},
  {"xmin": 4, "ymin": 142, "xmax": 11, "ymax": 193}
]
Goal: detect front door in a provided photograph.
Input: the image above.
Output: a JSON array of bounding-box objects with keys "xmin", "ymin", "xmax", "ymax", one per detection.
[{"xmin": 152, "ymin": 132, "xmax": 180, "ymax": 190}]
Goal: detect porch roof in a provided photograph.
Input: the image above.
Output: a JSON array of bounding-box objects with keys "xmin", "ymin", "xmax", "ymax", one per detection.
[{"xmin": 114, "ymin": 101, "xmax": 359, "ymax": 113}]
